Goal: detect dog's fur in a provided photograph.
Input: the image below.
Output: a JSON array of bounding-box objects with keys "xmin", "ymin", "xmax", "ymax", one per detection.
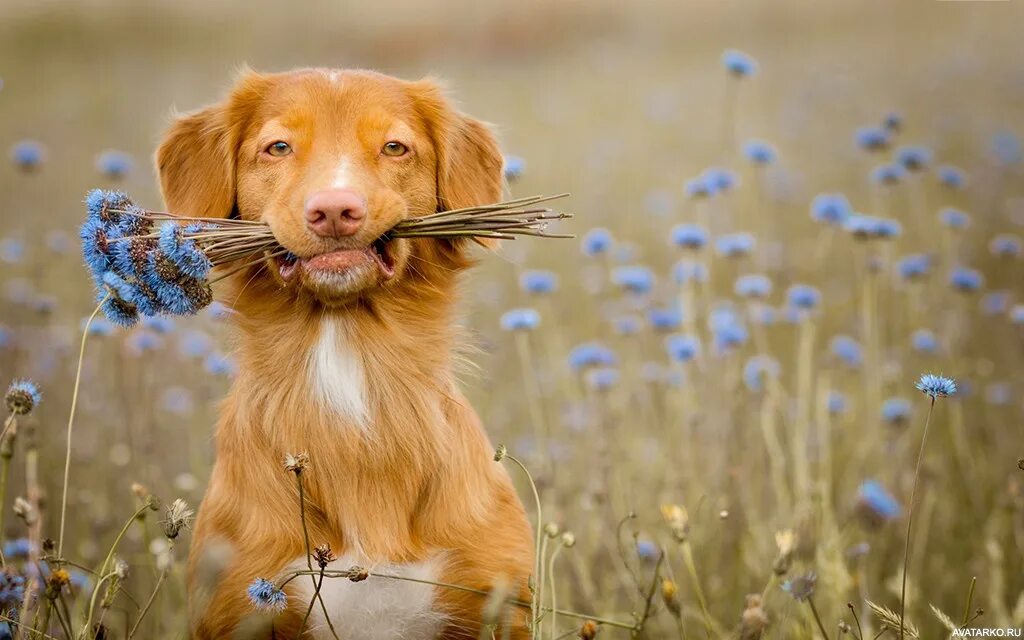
[{"xmin": 156, "ymin": 68, "xmax": 533, "ymax": 639}]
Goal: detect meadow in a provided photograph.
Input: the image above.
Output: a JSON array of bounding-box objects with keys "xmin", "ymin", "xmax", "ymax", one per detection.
[{"xmin": 1, "ymin": 1, "xmax": 1023, "ymax": 638}]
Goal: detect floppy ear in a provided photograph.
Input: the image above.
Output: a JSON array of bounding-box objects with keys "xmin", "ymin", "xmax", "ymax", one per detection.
[{"xmin": 156, "ymin": 104, "xmax": 238, "ymax": 219}]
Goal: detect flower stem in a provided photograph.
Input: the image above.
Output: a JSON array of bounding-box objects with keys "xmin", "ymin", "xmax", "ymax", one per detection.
[{"xmin": 899, "ymin": 396, "xmax": 936, "ymax": 640}]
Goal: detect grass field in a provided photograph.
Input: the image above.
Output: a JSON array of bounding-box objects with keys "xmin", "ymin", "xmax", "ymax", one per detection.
[{"xmin": 1, "ymin": 1, "xmax": 1024, "ymax": 637}]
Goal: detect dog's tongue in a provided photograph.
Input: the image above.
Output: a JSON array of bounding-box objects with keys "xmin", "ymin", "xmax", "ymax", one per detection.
[{"xmin": 304, "ymin": 248, "xmax": 372, "ymax": 272}]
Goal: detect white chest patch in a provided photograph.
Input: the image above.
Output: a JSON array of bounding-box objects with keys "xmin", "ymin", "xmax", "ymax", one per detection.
[
  {"xmin": 289, "ymin": 553, "xmax": 447, "ymax": 640},
  {"xmin": 308, "ymin": 317, "xmax": 369, "ymax": 428}
]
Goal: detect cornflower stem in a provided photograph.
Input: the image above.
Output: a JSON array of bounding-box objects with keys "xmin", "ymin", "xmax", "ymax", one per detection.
[
  {"xmin": 503, "ymin": 454, "xmax": 544, "ymax": 634},
  {"xmin": 297, "ymin": 565, "xmax": 327, "ymax": 637},
  {"xmin": 792, "ymin": 316, "xmax": 816, "ymax": 509},
  {"xmin": 512, "ymin": 331, "xmax": 547, "ymax": 468},
  {"xmin": 546, "ymin": 541, "xmax": 566, "ymax": 640},
  {"xmin": 80, "ymin": 570, "xmax": 118, "ymax": 639},
  {"xmin": 59, "ymin": 297, "xmax": 107, "ymax": 558},
  {"xmin": 97, "ymin": 503, "xmax": 151, "ymax": 577},
  {"xmin": 634, "ymin": 552, "xmax": 665, "ymax": 636},
  {"xmin": 293, "ymin": 471, "xmax": 340, "ymax": 640},
  {"xmin": 807, "ymin": 597, "xmax": 831, "ymax": 640},
  {"xmin": 127, "ymin": 541, "xmax": 173, "ymax": 639},
  {"xmin": 680, "ymin": 541, "xmax": 714, "ymax": 639},
  {"xmin": 0, "ymin": 421, "xmax": 13, "ymax": 568},
  {"xmin": 899, "ymin": 396, "xmax": 936, "ymax": 640}
]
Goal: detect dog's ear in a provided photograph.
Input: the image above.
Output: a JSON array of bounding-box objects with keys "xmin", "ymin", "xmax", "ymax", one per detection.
[
  {"xmin": 156, "ymin": 71, "xmax": 265, "ymax": 219},
  {"xmin": 409, "ymin": 79, "xmax": 504, "ymax": 221}
]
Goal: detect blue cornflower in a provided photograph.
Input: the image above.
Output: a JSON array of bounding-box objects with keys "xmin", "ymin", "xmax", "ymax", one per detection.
[
  {"xmin": 161, "ymin": 387, "xmax": 195, "ymax": 416},
  {"xmin": 2, "ymin": 539, "xmax": 31, "ymax": 560},
  {"xmin": 895, "ymin": 145, "xmax": 932, "ymax": 171},
  {"xmin": 1010, "ymin": 305, "xmax": 1024, "ymax": 325},
  {"xmin": 857, "ymin": 480, "xmax": 901, "ymax": 520},
  {"xmin": 96, "ymin": 150, "xmax": 134, "ymax": 179},
  {"xmin": 96, "ymin": 271, "xmax": 144, "ymax": 326},
  {"xmin": 734, "ymin": 274, "xmax": 772, "ymax": 299},
  {"xmin": 83, "ymin": 317, "xmax": 115, "ymax": 337},
  {"xmin": 519, "ymin": 270, "xmax": 558, "ymax": 295},
  {"xmin": 983, "ymin": 291, "xmax": 1009, "ymax": 316},
  {"xmin": 721, "ymin": 49, "xmax": 757, "ymax": 77},
  {"xmin": 750, "ymin": 305, "xmax": 776, "ymax": 326},
  {"xmin": 247, "ymin": 578, "xmax": 287, "ymax": 612},
  {"xmin": 665, "ymin": 334, "xmax": 700, "ymax": 363},
  {"xmin": 937, "ymin": 165, "xmax": 966, "ymax": 189},
  {"xmin": 611, "ymin": 266, "xmax": 654, "ymax": 295},
  {"xmin": 568, "ymin": 343, "xmax": 616, "ymax": 372},
  {"xmin": 855, "ymin": 126, "xmax": 889, "ymax": 152},
  {"xmin": 672, "ymin": 260, "xmax": 707, "ymax": 285},
  {"xmin": 648, "ymin": 306, "xmax": 683, "ymax": 331},
  {"xmin": 827, "ymin": 391, "xmax": 847, "ymax": 415},
  {"xmin": 0, "ymin": 326, "xmax": 11, "ymax": 350},
  {"xmin": 586, "ymin": 367, "xmax": 620, "ymax": 392},
  {"xmin": 883, "ymin": 111, "xmax": 903, "ymax": 132},
  {"xmin": 126, "ymin": 331, "xmax": 161, "ymax": 354},
  {"xmin": 715, "ymin": 233, "xmax": 756, "ymax": 258},
  {"xmin": 940, "ymin": 207, "xmax": 970, "ymax": 229},
  {"xmin": 179, "ymin": 330, "xmax": 212, "ymax": 359},
  {"xmin": 949, "ymin": 266, "xmax": 984, "ymax": 292},
  {"xmin": 581, "ymin": 228, "xmax": 613, "ymax": 257},
  {"xmin": 743, "ymin": 355, "xmax": 780, "ymax": 392},
  {"xmin": 142, "ymin": 315, "xmax": 174, "ymax": 333},
  {"xmin": 500, "ymin": 308, "xmax": 540, "ymax": 331},
  {"xmin": 911, "ymin": 329, "xmax": 938, "ymax": 354},
  {"xmin": 204, "ymin": 353, "xmax": 237, "ymax": 377},
  {"xmin": 990, "ymin": 234, "xmax": 1022, "ymax": 258},
  {"xmin": 743, "ymin": 140, "xmax": 776, "ymax": 165},
  {"xmin": 985, "ymin": 382, "xmax": 1011, "ymax": 406},
  {"xmin": 713, "ymin": 322, "xmax": 748, "ymax": 351},
  {"xmin": 47, "ymin": 230, "xmax": 73, "ymax": 254},
  {"xmin": 5, "ymin": 380, "xmax": 41, "ymax": 415},
  {"xmin": 84, "ymin": 189, "xmax": 132, "ymax": 226},
  {"xmin": 810, "ymin": 193, "xmax": 852, "ymax": 226},
  {"xmin": 636, "ymin": 540, "xmax": 660, "ymax": 562},
  {"xmin": 684, "ymin": 176, "xmax": 713, "ymax": 199},
  {"xmin": 503, "ymin": 155, "xmax": 525, "ymax": 181},
  {"xmin": 670, "ymin": 224, "xmax": 708, "ymax": 250},
  {"xmin": 158, "ymin": 222, "xmax": 213, "ymax": 280},
  {"xmin": 786, "ymin": 284, "xmax": 820, "ymax": 310},
  {"xmin": 897, "ymin": 254, "xmax": 930, "ymax": 280},
  {"xmin": 613, "ymin": 315, "xmax": 642, "ymax": 336},
  {"xmin": 870, "ymin": 163, "xmax": 905, "ymax": 185},
  {"xmin": 10, "ymin": 140, "xmax": 44, "ymax": 171},
  {"xmin": 703, "ymin": 167, "xmax": 738, "ymax": 192},
  {"xmin": 881, "ymin": 397, "xmax": 912, "ymax": 424},
  {"xmin": 830, "ymin": 335, "xmax": 862, "ymax": 368},
  {"xmin": 98, "ymin": 292, "xmax": 140, "ymax": 327},
  {"xmin": 142, "ymin": 252, "xmax": 213, "ymax": 315},
  {"xmin": 0, "ymin": 568, "xmax": 26, "ymax": 609},
  {"xmin": 79, "ymin": 217, "xmax": 118, "ymax": 281},
  {"xmin": 0, "ymin": 239, "xmax": 24, "ymax": 265},
  {"xmin": 992, "ymin": 131, "xmax": 1021, "ymax": 165},
  {"xmin": 915, "ymin": 373, "xmax": 956, "ymax": 398}
]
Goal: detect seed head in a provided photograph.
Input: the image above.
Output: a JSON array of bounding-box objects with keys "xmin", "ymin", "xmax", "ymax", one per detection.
[
  {"xmin": 314, "ymin": 543, "xmax": 336, "ymax": 568},
  {"xmin": 493, "ymin": 444, "xmax": 507, "ymax": 462},
  {"xmin": 283, "ymin": 452, "xmax": 309, "ymax": 474},
  {"xmin": 348, "ymin": 566, "xmax": 369, "ymax": 582},
  {"xmin": 162, "ymin": 498, "xmax": 195, "ymax": 539},
  {"xmin": 5, "ymin": 379, "xmax": 41, "ymax": 415},
  {"xmin": 560, "ymin": 532, "xmax": 576, "ymax": 548}
]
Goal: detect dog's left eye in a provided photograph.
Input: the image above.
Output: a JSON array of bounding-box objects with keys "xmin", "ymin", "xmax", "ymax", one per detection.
[
  {"xmin": 381, "ymin": 141, "xmax": 408, "ymax": 157},
  {"xmin": 266, "ymin": 141, "xmax": 292, "ymax": 157}
]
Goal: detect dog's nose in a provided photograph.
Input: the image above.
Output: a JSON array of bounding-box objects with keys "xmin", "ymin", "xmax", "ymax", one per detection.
[{"xmin": 304, "ymin": 189, "xmax": 366, "ymax": 238}]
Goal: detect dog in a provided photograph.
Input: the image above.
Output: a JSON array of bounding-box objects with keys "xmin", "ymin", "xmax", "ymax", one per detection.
[{"xmin": 156, "ymin": 68, "xmax": 534, "ymax": 639}]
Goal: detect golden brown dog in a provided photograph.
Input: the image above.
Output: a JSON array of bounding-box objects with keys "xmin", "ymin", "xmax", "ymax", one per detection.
[{"xmin": 156, "ymin": 68, "xmax": 533, "ymax": 639}]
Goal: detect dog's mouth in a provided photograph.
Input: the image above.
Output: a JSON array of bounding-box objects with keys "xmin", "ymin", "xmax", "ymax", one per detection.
[{"xmin": 276, "ymin": 235, "xmax": 396, "ymax": 283}]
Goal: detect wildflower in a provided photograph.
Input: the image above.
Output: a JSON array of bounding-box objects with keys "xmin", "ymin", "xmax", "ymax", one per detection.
[
  {"xmin": 734, "ymin": 274, "xmax": 772, "ymax": 299},
  {"xmin": 881, "ymin": 398, "xmax": 912, "ymax": 425},
  {"xmin": 937, "ymin": 165, "xmax": 966, "ymax": 189},
  {"xmin": 992, "ymin": 130, "xmax": 1021, "ymax": 165},
  {"xmin": 1010, "ymin": 305, "xmax": 1024, "ymax": 325},
  {"xmin": 786, "ymin": 284, "xmax": 820, "ymax": 310},
  {"xmin": 855, "ymin": 126, "xmax": 889, "ymax": 152},
  {"xmin": 612, "ymin": 315, "xmax": 642, "ymax": 336},
  {"xmin": 713, "ymin": 322, "xmax": 748, "ymax": 352},
  {"xmin": 283, "ymin": 452, "xmax": 310, "ymax": 474},
  {"xmin": 204, "ymin": 353, "xmax": 237, "ymax": 377},
  {"xmin": 0, "ymin": 239, "xmax": 24, "ymax": 265},
  {"xmin": 179, "ymin": 330, "xmax": 212, "ymax": 359},
  {"xmin": 519, "ymin": 270, "xmax": 558, "ymax": 295},
  {"xmin": 208, "ymin": 300, "xmax": 233, "ymax": 321},
  {"xmin": 781, "ymin": 572, "xmax": 817, "ymax": 602},
  {"xmin": 722, "ymin": 49, "xmax": 757, "ymax": 77},
  {"xmin": 665, "ymin": 334, "xmax": 700, "ymax": 363},
  {"xmin": 982, "ymin": 291, "xmax": 1009, "ymax": 316},
  {"xmin": 13, "ymin": 497, "xmax": 36, "ymax": 526},
  {"xmin": 162, "ymin": 498, "xmax": 194, "ymax": 539},
  {"xmin": 773, "ymin": 530, "xmax": 797, "ymax": 575},
  {"xmin": 500, "ymin": 308, "xmax": 540, "ymax": 332},
  {"xmin": 580, "ymin": 228, "xmax": 613, "ymax": 257},
  {"xmin": 897, "ymin": 254, "xmax": 930, "ymax": 280},
  {"xmin": 870, "ymin": 163, "xmax": 905, "ymax": 185},
  {"xmin": 636, "ymin": 540, "xmax": 658, "ymax": 561},
  {"xmin": 810, "ymin": 193, "xmax": 852, "ymax": 226},
  {"xmin": 949, "ymin": 266, "xmax": 984, "ymax": 292},
  {"xmin": 578, "ymin": 620, "xmax": 598, "ymax": 639},
  {"xmin": 672, "ymin": 260, "xmax": 707, "ymax": 285},
  {"xmin": 141, "ymin": 315, "xmax": 174, "ymax": 334},
  {"xmin": 611, "ymin": 266, "xmax": 654, "ymax": 295},
  {"xmin": 703, "ymin": 167, "xmax": 738, "ymax": 192},
  {"xmin": 985, "ymin": 382, "xmax": 1011, "ymax": 406},
  {"xmin": 160, "ymin": 387, "xmax": 194, "ymax": 416},
  {"xmin": 247, "ymin": 578, "xmax": 287, "ymax": 612},
  {"xmin": 2, "ymin": 539, "xmax": 31, "ymax": 560},
  {"xmin": 940, "ymin": 207, "xmax": 970, "ymax": 229},
  {"xmin": 0, "ymin": 568, "xmax": 25, "ymax": 609},
  {"xmin": 585, "ymin": 367, "xmax": 620, "ymax": 392},
  {"xmin": 347, "ymin": 566, "xmax": 369, "ymax": 582},
  {"xmin": 883, "ymin": 111, "xmax": 903, "ymax": 132},
  {"xmin": 662, "ymin": 578, "xmax": 681, "ymax": 616},
  {"xmin": 830, "ymin": 335, "xmax": 862, "ymax": 368},
  {"xmin": 990, "ymin": 234, "xmax": 1022, "ymax": 258},
  {"xmin": 568, "ymin": 343, "xmax": 616, "ymax": 372},
  {"xmin": 743, "ymin": 140, "xmax": 776, "ymax": 165},
  {"xmin": 670, "ymin": 224, "xmax": 708, "ymax": 250},
  {"xmin": 911, "ymin": 329, "xmax": 938, "ymax": 353},
  {"xmin": 502, "ymin": 155, "xmax": 525, "ymax": 181},
  {"xmin": 157, "ymin": 221, "xmax": 214, "ymax": 280},
  {"xmin": 314, "ymin": 543, "xmax": 337, "ymax": 568},
  {"xmin": 857, "ymin": 480, "xmax": 901, "ymax": 521},
  {"xmin": 10, "ymin": 140, "xmax": 45, "ymax": 171},
  {"xmin": 827, "ymin": 391, "xmax": 847, "ymax": 415},
  {"xmin": 741, "ymin": 594, "xmax": 770, "ymax": 638},
  {"xmin": 684, "ymin": 176, "xmax": 713, "ymax": 199},
  {"xmin": 660, "ymin": 504, "xmax": 689, "ymax": 541},
  {"xmin": 743, "ymin": 356, "xmax": 780, "ymax": 393},
  {"xmin": 560, "ymin": 532, "xmax": 575, "ymax": 547},
  {"xmin": 895, "ymin": 145, "xmax": 932, "ymax": 171},
  {"xmin": 915, "ymin": 373, "xmax": 956, "ymax": 398},
  {"xmin": 648, "ymin": 306, "xmax": 683, "ymax": 331},
  {"xmin": 716, "ymin": 233, "xmax": 756, "ymax": 258},
  {"xmin": 5, "ymin": 379, "xmax": 41, "ymax": 415},
  {"xmin": 95, "ymin": 150, "xmax": 134, "ymax": 179},
  {"xmin": 493, "ymin": 444, "xmax": 507, "ymax": 462}
]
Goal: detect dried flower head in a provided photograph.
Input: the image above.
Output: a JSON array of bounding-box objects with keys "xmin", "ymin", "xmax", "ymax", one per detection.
[
  {"xmin": 560, "ymin": 532, "xmax": 576, "ymax": 548},
  {"xmin": 5, "ymin": 379, "xmax": 41, "ymax": 415},
  {"xmin": 773, "ymin": 529, "xmax": 797, "ymax": 575},
  {"xmin": 12, "ymin": 497, "xmax": 36, "ymax": 525},
  {"xmin": 314, "ymin": 543, "xmax": 337, "ymax": 568},
  {"xmin": 163, "ymin": 498, "xmax": 195, "ymax": 539},
  {"xmin": 660, "ymin": 504, "xmax": 690, "ymax": 542},
  {"xmin": 348, "ymin": 566, "xmax": 369, "ymax": 582},
  {"xmin": 741, "ymin": 594, "xmax": 770, "ymax": 639},
  {"xmin": 661, "ymin": 578, "xmax": 681, "ymax": 616},
  {"xmin": 493, "ymin": 444, "xmax": 507, "ymax": 462},
  {"xmin": 578, "ymin": 620, "xmax": 598, "ymax": 639},
  {"xmin": 283, "ymin": 452, "xmax": 309, "ymax": 474}
]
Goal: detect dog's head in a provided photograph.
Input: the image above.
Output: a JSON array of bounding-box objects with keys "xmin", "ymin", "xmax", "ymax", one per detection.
[{"xmin": 156, "ymin": 69, "xmax": 502, "ymax": 307}]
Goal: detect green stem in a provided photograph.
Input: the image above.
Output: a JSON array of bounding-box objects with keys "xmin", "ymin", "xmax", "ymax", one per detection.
[{"xmin": 807, "ymin": 597, "xmax": 831, "ymax": 640}]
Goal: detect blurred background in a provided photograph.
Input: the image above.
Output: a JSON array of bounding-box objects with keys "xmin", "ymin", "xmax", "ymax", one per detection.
[{"xmin": 2, "ymin": 1, "xmax": 1024, "ymax": 638}]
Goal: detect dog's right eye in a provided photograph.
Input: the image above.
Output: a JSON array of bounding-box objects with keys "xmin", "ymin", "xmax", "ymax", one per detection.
[{"xmin": 265, "ymin": 141, "xmax": 292, "ymax": 157}]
